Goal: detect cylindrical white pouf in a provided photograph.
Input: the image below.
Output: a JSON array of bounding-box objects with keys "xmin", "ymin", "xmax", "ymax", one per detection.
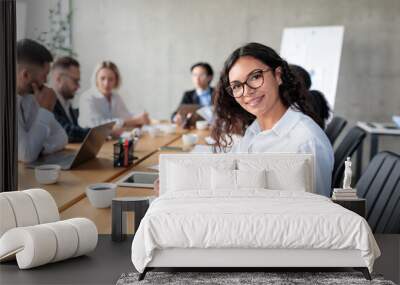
[
  {"xmin": 64, "ymin": 218, "xmax": 98, "ymax": 257},
  {"xmin": 24, "ymin": 189, "xmax": 59, "ymax": 224},
  {"xmin": 0, "ymin": 196, "xmax": 17, "ymax": 237},
  {"xmin": 0, "ymin": 226, "xmax": 57, "ymax": 269},
  {"xmin": 42, "ymin": 221, "xmax": 79, "ymax": 262},
  {"xmin": 1, "ymin": 192, "xmax": 39, "ymax": 227}
]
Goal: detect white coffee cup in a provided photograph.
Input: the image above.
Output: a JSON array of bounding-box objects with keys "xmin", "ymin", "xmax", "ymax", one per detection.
[
  {"xmin": 147, "ymin": 126, "xmax": 162, "ymax": 138},
  {"xmin": 35, "ymin": 164, "xmax": 61, "ymax": 185},
  {"xmin": 162, "ymin": 124, "xmax": 177, "ymax": 134},
  {"xmin": 182, "ymin": 134, "xmax": 198, "ymax": 146},
  {"xmin": 196, "ymin": 120, "xmax": 208, "ymax": 130},
  {"xmin": 86, "ymin": 183, "xmax": 117, "ymax": 208}
]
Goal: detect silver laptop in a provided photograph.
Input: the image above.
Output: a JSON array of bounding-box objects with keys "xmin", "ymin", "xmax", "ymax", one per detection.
[{"xmin": 28, "ymin": 121, "xmax": 115, "ymax": 170}]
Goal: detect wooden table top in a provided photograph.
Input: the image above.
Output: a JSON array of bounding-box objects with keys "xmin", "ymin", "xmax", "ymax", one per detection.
[
  {"xmin": 60, "ymin": 128, "xmax": 212, "ymax": 234},
  {"xmin": 18, "ymin": 130, "xmax": 184, "ymax": 211}
]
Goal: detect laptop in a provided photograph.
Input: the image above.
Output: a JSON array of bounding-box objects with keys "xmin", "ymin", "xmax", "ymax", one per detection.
[
  {"xmin": 176, "ymin": 104, "xmax": 202, "ymax": 127},
  {"xmin": 28, "ymin": 121, "xmax": 115, "ymax": 170}
]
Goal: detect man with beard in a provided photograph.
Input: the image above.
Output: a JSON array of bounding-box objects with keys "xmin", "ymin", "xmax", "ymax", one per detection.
[
  {"xmin": 51, "ymin": 57, "xmax": 90, "ymax": 142},
  {"xmin": 16, "ymin": 39, "xmax": 68, "ymax": 162}
]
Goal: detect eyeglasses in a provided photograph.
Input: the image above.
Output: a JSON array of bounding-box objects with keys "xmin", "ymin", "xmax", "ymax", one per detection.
[{"xmin": 226, "ymin": 68, "xmax": 272, "ymax": 98}]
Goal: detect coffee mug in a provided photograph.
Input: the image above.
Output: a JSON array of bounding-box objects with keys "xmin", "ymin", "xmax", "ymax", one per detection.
[
  {"xmin": 162, "ymin": 124, "xmax": 177, "ymax": 134},
  {"xmin": 147, "ymin": 126, "xmax": 162, "ymax": 138},
  {"xmin": 35, "ymin": 164, "xmax": 61, "ymax": 184},
  {"xmin": 86, "ymin": 183, "xmax": 117, "ymax": 208},
  {"xmin": 182, "ymin": 134, "xmax": 198, "ymax": 146},
  {"xmin": 196, "ymin": 120, "xmax": 208, "ymax": 130}
]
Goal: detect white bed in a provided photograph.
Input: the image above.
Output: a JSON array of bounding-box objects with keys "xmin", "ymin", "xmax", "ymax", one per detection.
[{"xmin": 131, "ymin": 154, "xmax": 380, "ymax": 280}]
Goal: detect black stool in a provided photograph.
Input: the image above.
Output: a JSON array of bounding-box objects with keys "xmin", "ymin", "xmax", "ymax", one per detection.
[{"xmin": 111, "ymin": 197, "xmax": 152, "ymax": 242}]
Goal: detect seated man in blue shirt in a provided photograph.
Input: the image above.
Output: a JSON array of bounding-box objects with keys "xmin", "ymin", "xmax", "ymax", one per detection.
[
  {"xmin": 51, "ymin": 57, "xmax": 90, "ymax": 143},
  {"xmin": 171, "ymin": 62, "xmax": 214, "ymax": 125}
]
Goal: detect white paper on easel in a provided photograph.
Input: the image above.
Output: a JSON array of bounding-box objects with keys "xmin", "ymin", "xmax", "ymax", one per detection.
[{"xmin": 280, "ymin": 26, "xmax": 344, "ymax": 110}]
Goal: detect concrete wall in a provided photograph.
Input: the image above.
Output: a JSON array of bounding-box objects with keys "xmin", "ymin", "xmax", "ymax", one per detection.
[{"xmin": 17, "ymin": 0, "xmax": 400, "ymax": 158}]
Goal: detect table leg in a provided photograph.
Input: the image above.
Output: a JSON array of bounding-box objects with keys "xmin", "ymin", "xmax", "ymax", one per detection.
[
  {"xmin": 112, "ymin": 201, "xmax": 124, "ymax": 242},
  {"xmin": 112, "ymin": 198, "xmax": 151, "ymax": 241}
]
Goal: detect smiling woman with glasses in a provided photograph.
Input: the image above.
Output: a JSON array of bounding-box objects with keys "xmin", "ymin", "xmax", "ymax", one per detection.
[{"xmin": 211, "ymin": 42, "xmax": 334, "ymax": 197}]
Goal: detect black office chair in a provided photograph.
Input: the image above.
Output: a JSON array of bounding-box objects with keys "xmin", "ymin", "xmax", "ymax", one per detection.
[
  {"xmin": 331, "ymin": 126, "xmax": 366, "ymax": 191},
  {"xmin": 356, "ymin": 151, "xmax": 400, "ymax": 233},
  {"xmin": 325, "ymin": 116, "xmax": 347, "ymax": 145}
]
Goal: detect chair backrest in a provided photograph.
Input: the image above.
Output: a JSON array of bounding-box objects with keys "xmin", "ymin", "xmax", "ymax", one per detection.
[
  {"xmin": 331, "ymin": 126, "xmax": 366, "ymax": 190},
  {"xmin": 325, "ymin": 116, "xmax": 347, "ymax": 145},
  {"xmin": 356, "ymin": 151, "xmax": 400, "ymax": 233}
]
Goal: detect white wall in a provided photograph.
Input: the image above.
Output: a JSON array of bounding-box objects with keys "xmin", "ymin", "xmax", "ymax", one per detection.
[{"xmin": 71, "ymin": 0, "xmax": 253, "ymax": 119}]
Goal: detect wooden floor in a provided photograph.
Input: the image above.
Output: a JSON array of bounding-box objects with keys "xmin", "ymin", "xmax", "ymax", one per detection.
[{"xmin": 0, "ymin": 235, "xmax": 398, "ymax": 285}]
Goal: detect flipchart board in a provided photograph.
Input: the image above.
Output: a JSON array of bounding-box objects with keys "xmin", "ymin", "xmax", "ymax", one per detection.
[{"xmin": 280, "ymin": 26, "xmax": 344, "ymax": 110}]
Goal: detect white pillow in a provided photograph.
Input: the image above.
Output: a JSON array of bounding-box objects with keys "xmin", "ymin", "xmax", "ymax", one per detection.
[
  {"xmin": 211, "ymin": 169, "xmax": 267, "ymax": 191},
  {"xmin": 211, "ymin": 168, "xmax": 236, "ymax": 190},
  {"xmin": 266, "ymin": 161, "xmax": 308, "ymax": 191},
  {"xmin": 167, "ymin": 162, "xmax": 211, "ymax": 191},
  {"xmin": 238, "ymin": 159, "xmax": 309, "ymax": 191},
  {"xmin": 166, "ymin": 158, "xmax": 236, "ymax": 193},
  {"xmin": 236, "ymin": 169, "xmax": 267, "ymax": 189}
]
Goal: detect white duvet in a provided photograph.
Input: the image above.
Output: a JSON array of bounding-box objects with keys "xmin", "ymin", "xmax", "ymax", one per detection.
[{"xmin": 131, "ymin": 190, "xmax": 380, "ymax": 273}]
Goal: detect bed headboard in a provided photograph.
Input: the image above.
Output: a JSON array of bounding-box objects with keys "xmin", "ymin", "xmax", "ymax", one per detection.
[{"xmin": 159, "ymin": 153, "xmax": 314, "ymax": 195}]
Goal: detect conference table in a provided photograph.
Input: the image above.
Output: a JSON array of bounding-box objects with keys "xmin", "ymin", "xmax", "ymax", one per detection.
[
  {"xmin": 18, "ymin": 128, "xmax": 185, "ymax": 211},
  {"xmin": 60, "ymin": 129, "xmax": 210, "ymax": 234},
  {"xmin": 18, "ymin": 126, "xmax": 211, "ymax": 233}
]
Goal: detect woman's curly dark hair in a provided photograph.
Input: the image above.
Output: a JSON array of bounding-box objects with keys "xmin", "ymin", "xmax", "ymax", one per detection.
[{"xmin": 211, "ymin": 42, "xmax": 322, "ymax": 152}]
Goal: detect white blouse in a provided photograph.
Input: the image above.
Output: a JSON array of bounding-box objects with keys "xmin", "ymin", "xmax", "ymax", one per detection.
[
  {"xmin": 78, "ymin": 88, "xmax": 132, "ymax": 128},
  {"xmin": 18, "ymin": 95, "xmax": 68, "ymax": 163},
  {"xmin": 231, "ymin": 108, "xmax": 334, "ymax": 197}
]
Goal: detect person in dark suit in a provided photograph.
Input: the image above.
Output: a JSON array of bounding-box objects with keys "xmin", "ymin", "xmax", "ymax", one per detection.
[
  {"xmin": 171, "ymin": 62, "xmax": 214, "ymax": 125},
  {"xmin": 289, "ymin": 64, "xmax": 331, "ymax": 129},
  {"xmin": 51, "ymin": 57, "xmax": 90, "ymax": 143}
]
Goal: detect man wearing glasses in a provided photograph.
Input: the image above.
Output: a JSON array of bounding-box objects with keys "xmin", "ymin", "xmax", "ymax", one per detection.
[{"xmin": 51, "ymin": 57, "xmax": 90, "ymax": 143}]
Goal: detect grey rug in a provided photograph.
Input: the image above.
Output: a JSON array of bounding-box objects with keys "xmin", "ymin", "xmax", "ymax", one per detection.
[{"xmin": 116, "ymin": 271, "xmax": 396, "ymax": 285}]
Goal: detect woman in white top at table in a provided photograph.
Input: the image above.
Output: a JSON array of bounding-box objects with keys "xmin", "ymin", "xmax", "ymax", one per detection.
[
  {"xmin": 210, "ymin": 42, "xmax": 334, "ymax": 197},
  {"xmin": 78, "ymin": 61, "xmax": 150, "ymax": 136}
]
